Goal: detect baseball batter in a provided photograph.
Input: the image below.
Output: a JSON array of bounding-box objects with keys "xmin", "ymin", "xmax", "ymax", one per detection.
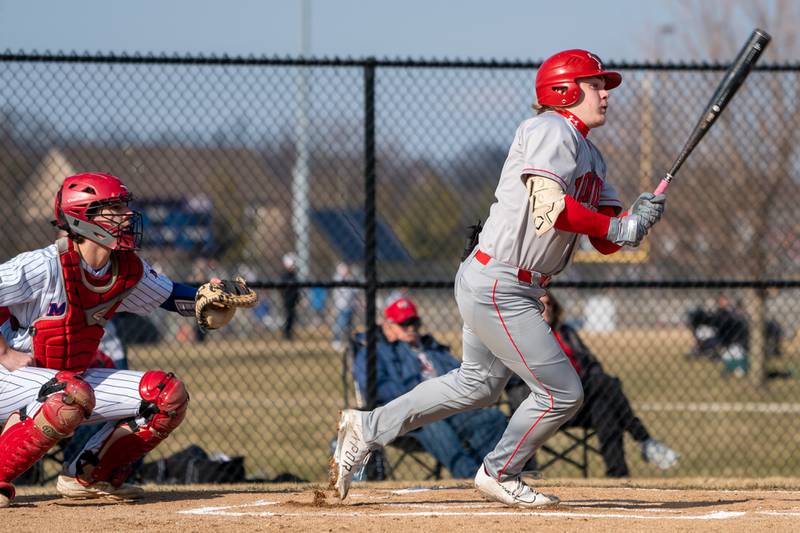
[
  {"xmin": 0, "ymin": 172, "xmax": 254, "ymax": 508},
  {"xmin": 331, "ymin": 49, "xmax": 666, "ymax": 507}
]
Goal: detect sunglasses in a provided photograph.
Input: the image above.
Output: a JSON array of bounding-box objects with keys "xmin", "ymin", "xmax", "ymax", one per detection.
[{"xmin": 397, "ymin": 317, "xmax": 421, "ymax": 329}]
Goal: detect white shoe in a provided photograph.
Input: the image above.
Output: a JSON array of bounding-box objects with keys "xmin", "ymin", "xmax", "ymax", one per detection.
[
  {"xmin": 56, "ymin": 475, "xmax": 144, "ymax": 501},
  {"xmin": 474, "ymin": 466, "xmax": 560, "ymax": 508},
  {"xmin": 329, "ymin": 409, "xmax": 371, "ymax": 500},
  {"xmin": 641, "ymin": 438, "xmax": 680, "ymax": 470}
]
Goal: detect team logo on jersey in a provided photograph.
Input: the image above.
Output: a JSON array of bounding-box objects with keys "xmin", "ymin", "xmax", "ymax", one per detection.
[
  {"xmin": 566, "ymin": 114, "xmax": 581, "ymax": 130},
  {"xmin": 574, "ymin": 171, "xmax": 603, "ymax": 209},
  {"xmin": 46, "ymin": 302, "xmax": 66, "ymax": 316}
]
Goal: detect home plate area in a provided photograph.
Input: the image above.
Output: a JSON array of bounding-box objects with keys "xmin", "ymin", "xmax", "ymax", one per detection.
[{"xmin": 179, "ymin": 484, "xmax": 800, "ymax": 532}]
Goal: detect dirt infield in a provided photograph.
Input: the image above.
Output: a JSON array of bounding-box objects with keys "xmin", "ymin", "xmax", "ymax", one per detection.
[{"xmin": 5, "ymin": 478, "xmax": 800, "ymax": 532}]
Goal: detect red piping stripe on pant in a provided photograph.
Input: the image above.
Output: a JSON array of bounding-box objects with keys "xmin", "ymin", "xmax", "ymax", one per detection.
[{"xmin": 491, "ymin": 279, "xmax": 554, "ymax": 480}]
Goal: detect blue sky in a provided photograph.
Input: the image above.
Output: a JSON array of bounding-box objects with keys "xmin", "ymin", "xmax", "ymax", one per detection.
[
  {"xmin": 0, "ymin": 0, "xmax": 780, "ymax": 158},
  {"xmin": 0, "ymin": 0, "xmax": 691, "ymax": 62}
]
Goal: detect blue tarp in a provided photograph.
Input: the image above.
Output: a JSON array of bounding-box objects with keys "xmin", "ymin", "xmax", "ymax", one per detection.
[{"xmin": 311, "ymin": 209, "xmax": 411, "ymax": 263}]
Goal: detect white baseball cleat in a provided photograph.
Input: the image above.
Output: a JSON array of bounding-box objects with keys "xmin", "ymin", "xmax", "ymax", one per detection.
[
  {"xmin": 474, "ymin": 465, "xmax": 560, "ymax": 508},
  {"xmin": 641, "ymin": 438, "xmax": 680, "ymax": 470},
  {"xmin": 329, "ymin": 409, "xmax": 371, "ymax": 500},
  {"xmin": 56, "ymin": 475, "xmax": 144, "ymax": 501}
]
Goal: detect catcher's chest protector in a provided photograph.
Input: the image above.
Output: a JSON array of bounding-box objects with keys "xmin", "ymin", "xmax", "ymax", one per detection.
[{"xmin": 32, "ymin": 238, "xmax": 143, "ymax": 371}]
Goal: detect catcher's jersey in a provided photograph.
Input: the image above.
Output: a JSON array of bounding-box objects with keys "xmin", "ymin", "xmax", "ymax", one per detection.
[
  {"xmin": 478, "ymin": 110, "xmax": 623, "ymax": 275},
  {"xmin": 0, "ymin": 244, "xmax": 173, "ymax": 352}
]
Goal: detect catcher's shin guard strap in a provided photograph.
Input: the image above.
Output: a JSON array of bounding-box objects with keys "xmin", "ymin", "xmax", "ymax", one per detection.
[
  {"xmin": 0, "ymin": 372, "xmax": 94, "ymax": 483},
  {"xmin": 82, "ymin": 371, "xmax": 188, "ymax": 486}
]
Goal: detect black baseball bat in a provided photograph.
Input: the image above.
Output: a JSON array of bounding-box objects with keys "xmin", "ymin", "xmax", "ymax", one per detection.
[{"xmin": 654, "ymin": 28, "xmax": 771, "ymax": 195}]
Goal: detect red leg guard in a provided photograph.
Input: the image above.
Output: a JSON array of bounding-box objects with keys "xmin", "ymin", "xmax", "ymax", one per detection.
[
  {"xmin": 0, "ymin": 372, "xmax": 94, "ymax": 485},
  {"xmin": 82, "ymin": 371, "xmax": 188, "ymax": 486}
]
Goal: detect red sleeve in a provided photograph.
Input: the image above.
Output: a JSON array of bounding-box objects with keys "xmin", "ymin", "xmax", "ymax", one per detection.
[
  {"xmin": 553, "ymin": 198, "xmax": 623, "ymax": 255},
  {"xmin": 553, "ymin": 195, "xmax": 612, "ymax": 237},
  {"xmin": 589, "ymin": 206, "xmax": 623, "ymax": 255}
]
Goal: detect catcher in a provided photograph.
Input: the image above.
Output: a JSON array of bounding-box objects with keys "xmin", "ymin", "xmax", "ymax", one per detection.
[{"xmin": 0, "ymin": 172, "xmax": 257, "ymax": 507}]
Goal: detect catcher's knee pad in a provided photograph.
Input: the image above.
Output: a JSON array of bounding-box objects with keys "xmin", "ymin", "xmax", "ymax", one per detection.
[
  {"xmin": 0, "ymin": 371, "xmax": 94, "ymax": 483},
  {"xmin": 139, "ymin": 370, "xmax": 190, "ymax": 435},
  {"xmin": 80, "ymin": 371, "xmax": 189, "ymax": 485}
]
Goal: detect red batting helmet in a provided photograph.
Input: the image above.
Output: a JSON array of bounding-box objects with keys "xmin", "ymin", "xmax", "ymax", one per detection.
[
  {"xmin": 54, "ymin": 172, "xmax": 143, "ymax": 250},
  {"xmin": 535, "ymin": 49, "xmax": 622, "ymax": 107}
]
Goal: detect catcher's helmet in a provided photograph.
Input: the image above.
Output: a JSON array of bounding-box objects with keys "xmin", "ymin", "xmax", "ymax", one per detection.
[
  {"xmin": 535, "ymin": 49, "xmax": 622, "ymax": 107},
  {"xmin": 54, "ymin": 172, "xmax": 143, "ymax": 250}
]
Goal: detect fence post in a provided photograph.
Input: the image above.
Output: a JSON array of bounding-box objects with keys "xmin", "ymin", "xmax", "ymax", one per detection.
[
  {"xmin": 362, "ymin": 57, "xmax": 388, "ymax": 481},
  {"xmin": 747, "ymin": 288, "xmax": 767, "ymax": 387},
  {"xmin": 364, "ymin": 57, "xmax": 378, "ymax": 411}
]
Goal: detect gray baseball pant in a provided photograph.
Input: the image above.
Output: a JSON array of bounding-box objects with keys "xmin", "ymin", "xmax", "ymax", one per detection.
[{"xmin": 360, "ymin": 252, "xmax": 584, "ymax": 480}]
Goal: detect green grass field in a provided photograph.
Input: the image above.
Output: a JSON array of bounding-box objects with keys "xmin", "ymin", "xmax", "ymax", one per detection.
[{"xmin": 127, "ymin": 326, "xmax": 800, "ymax": 482}]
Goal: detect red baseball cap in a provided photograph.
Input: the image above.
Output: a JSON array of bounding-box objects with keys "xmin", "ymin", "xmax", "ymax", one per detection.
[{"xmin": 384, "ymin": 297, "xmax": 419, "ymax": 324}]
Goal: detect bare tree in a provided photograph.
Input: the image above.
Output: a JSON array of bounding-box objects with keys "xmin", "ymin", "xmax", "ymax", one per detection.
[{"xmin": 655, "ymin": 0, "xmax": 800, "ymax": 385}]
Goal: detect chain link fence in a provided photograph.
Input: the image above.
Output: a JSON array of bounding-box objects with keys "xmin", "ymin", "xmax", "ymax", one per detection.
[{"xmin": 1, "ymin": 53, "xmax": 799, "ymax": 483}]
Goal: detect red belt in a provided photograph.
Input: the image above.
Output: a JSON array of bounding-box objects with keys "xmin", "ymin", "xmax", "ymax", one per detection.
[{"xmin": 474, "ymin": 250, "xmax": 551, "ymax": 287}]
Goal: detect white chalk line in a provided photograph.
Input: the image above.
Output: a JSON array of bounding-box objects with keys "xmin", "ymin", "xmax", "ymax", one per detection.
[
  {"xmin": 758, "ymin": 511, "xmax": 800, "ymax": 517},
  {"xmin": 376, "ymin": 486, "xmax": 800, "ymax": 497},
  {"xmin": 180, "ymin": 500, "xmax": 278, "ymax": 515},
  {"xmin": 178, "ymin": 500, "xmax": 754, "ymax": 521}
]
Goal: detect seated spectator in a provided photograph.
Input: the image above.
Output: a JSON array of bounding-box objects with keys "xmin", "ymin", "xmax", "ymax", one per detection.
[
  {"xmin": 687, "ymin": 294, "xmax": 784, "ymax": 377},
  {"xmin": 506, "ymin": 292, "xmax": 680, "ymax": 478},
  {"xmin": 352, "ymin": 297, "xmax": 508, "ymax": 478}
]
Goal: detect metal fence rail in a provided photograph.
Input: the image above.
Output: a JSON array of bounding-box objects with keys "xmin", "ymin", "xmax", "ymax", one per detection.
[{"xmin": 1, "ymin": 52, "xmax": 799, "ymax": 483}]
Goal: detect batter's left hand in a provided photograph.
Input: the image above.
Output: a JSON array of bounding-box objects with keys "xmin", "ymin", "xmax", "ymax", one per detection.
[{"xmin": 606, "ymin": 213, "xmax": 648, "ymax": 247}]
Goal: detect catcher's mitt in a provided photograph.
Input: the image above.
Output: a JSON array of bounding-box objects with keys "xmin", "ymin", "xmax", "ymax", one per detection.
[{"xmin": 195, "ymin": 276, "xmax": 258, "ymax": 330}]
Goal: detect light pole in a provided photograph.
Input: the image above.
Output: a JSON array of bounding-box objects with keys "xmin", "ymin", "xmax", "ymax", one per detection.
[{"xmin": 291, "ymin": 0, "xmax": 312, "ymax": 279}]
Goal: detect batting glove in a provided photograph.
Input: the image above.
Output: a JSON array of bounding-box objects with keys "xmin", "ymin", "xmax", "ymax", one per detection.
[
  {"xmin": 607, "ymin": 213, "xmax": 648, "ymax": 247},
  {"xmin": 629, "ymin": 192, "xmax": 666, "ymax": 227}
]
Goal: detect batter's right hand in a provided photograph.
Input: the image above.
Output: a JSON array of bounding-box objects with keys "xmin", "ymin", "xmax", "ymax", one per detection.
[
  {"xmin": 606, "ymin": 213, "xmax": 648, "ymax": 247},
  {"xmin": 629, "ymin": 192, "xmax": 666, "ymax": 226}
]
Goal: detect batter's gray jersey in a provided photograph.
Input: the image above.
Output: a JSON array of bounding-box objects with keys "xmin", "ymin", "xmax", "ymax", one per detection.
[
  {"xmin": 478, "ymin": 110, "xmax": 622, "ymax": 275},
  {"xmin": 355, "ymin": 110, "xmax": 624, "ymax": 483}
]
